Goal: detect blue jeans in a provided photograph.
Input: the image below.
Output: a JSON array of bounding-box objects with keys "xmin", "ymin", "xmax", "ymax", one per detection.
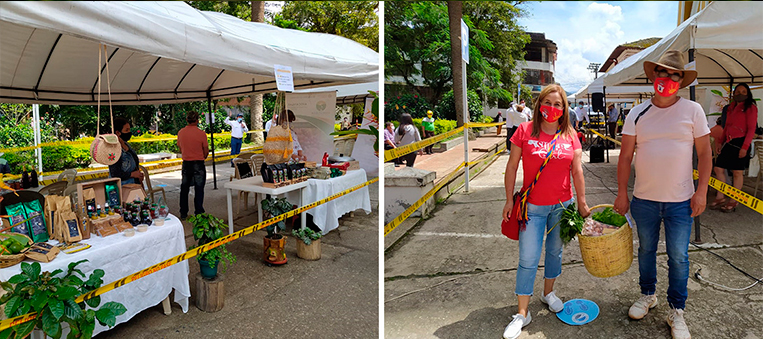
[
  {"xmin": 230, "ymin": 137, "xmax": 243, "ymax": 163},
  {"xmin": 515, "ymin": 198, "xmax": 573, "ymax": 296},
  {"xmin": 630, "ymin": 196, "xmax": 693, "ymax": 309}
]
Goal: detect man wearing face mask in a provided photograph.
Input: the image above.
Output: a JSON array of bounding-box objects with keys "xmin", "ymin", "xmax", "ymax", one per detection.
[
  {"xmin": 224, "ymin": 111, "xmax": 249, "ymax": 167},
  {"xmin": 573, "ymin": 101, "xmax": 589, "ymax": 130},
  {"xmin": 108, "ymin": 117, "xmax": 143, "ymax": 185},
  {"xmin": 614, "ymin": 50, "xmax": 712, "ymax": 339}
]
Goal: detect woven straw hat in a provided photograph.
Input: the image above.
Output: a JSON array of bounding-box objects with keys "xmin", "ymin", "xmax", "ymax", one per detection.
[{"xmin": 643, "ymin": 50, "xmax": 698, "ymax": 89}]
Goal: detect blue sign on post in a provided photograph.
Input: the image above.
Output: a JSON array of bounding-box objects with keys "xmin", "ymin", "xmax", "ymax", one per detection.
[{"xmin": 461, "ymin": 19, "xmax": 469, "ymax": 64}]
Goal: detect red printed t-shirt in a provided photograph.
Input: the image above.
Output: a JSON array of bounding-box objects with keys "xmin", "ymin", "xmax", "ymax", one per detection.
[{"xmin": 510, "ymin": 121, "xmax": 581, "ymax": 205}]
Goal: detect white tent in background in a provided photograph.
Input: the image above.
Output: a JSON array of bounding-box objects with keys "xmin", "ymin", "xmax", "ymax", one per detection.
[
  {"xmin": 601, "ymin": 1, "xmax": 763, "ymax": 88},
  {"xmin": 295, "ymin": 82, "xmax": 378, "ymax": 105},
  {"xmin": 0, "ymin": 1, "xmax": 379, "ymax": 105}
]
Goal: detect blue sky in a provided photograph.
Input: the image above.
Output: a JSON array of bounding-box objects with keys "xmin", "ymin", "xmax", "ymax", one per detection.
[{"xmin": 517, "ymin": 1, "xmax": 679, "ymax": 93}]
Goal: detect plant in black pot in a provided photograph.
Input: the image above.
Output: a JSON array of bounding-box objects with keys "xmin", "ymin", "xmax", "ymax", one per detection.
[
  {"xmin": 260, "ymin": 197, "xmax": 293, "ymax": 265},
  {"xmin": 189, "ymin": 214, "xmax": 236, "ymax": 280},
  {"xmin": 292, "ymin": 227, "xmax": 322, "ymax": 261}
]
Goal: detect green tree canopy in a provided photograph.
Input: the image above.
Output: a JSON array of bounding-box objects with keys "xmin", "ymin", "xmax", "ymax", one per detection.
[
  {"xmin": 385, "ymin": 1, "xmax": 529, "ymax": 106},
  {"xmin": 274, "ymin": 1, "xmax": 379, "ymax": 52}
]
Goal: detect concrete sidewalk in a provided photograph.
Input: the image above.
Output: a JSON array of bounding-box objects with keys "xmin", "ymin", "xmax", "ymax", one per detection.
[
  {"xmin": 385, "ymin": 148, "xmax": 763, "ymax": 338},
  {"xmin": 94, "ymin": 165, "xmax": 379, "ymax": 338}
]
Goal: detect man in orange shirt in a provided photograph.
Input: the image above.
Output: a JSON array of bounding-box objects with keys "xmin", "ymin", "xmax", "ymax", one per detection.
[{"xmin": 177, "ymin": 111, "xmax": 210, "ymax": 219}]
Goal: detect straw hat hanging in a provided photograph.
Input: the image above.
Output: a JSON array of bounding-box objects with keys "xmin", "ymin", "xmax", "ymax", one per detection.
[{"xmin": 89, "ymin": 44, "xmax": 122, "ymax": 166}]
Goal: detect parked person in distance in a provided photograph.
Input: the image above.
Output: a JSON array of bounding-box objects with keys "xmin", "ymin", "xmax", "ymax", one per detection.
[
  {"xmin": 394, "ymin": 113, "xmax": 423, "ymax": 167},
  {"xmin": 224, "ymin": 111, "xmax": 248, "ymax": 167},
  {"xmin": 494, "ymin": 111, "xmax": 504, "ymax": 136},
  {"xmin": 384, "ymin": 121, "xmax": 402, "ymax": 166},
  {"xmin": 709, "ymin": 82, "xmax": 758, "ymax": 212},
  {"xmin": 421, "ymin": 110, "xmax": 436, "ymax": 155},
  {"xmin": 264, "ymin": 114, "xmax": 277, "ymax": 140},
  {"xmin": 108, "ymin": 117, "xmax": 143, "ymax": 186},
  {"xmin": 506, "ymin": 100, "xmax": 531, "ymax": 151},
  {"xmin": 502, "ymin": 84, "xmax": 590, "ymax": 339},
  {"xmin": 574, "ymin": 101, "xmax": 590, "ymax": 130},
  {"xmin": 614, "ymin": 50, "xmax": 712, "ymax": 339},
  {"xmin": 607, "ymin": 103, "xmax": 619, "ymax": 148},
  {"xmin": 177, "ymin": 111, "xmax": 209, "ymax": 219}
]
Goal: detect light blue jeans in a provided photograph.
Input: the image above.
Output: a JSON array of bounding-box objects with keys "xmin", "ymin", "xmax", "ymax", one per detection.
[
  {"xmin": 515, "ymin": 198, "xmax": 573, "ymax": 296},
  {"xmin": 630, "ymin": 196, "xmax": 693, "ymax": 309}
]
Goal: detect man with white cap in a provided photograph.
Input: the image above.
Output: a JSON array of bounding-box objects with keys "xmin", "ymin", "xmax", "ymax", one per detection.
[{"xmin": 614, "ymin": 50, "xmax": 712, "ymax": 339}]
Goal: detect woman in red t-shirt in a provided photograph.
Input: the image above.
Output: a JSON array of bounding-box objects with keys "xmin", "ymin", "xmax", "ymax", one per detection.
[
  {"xmin": 710, "ymin": 82, "xmax": 758, "ymax": 213},
  {"xmin": 501, "ymin": 84, "xmax": 590, "ymax": 339}
]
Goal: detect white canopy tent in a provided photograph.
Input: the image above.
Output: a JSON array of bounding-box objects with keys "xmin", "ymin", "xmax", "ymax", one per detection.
[
  {"xmin": 294, "ymin": 82, "xmax": 378, "ymax": 105},
  {"xmin": 0, "ymin": 1, "xmax": 379, "ymax": 105},
  {"xmin": 601, "ymin": 1, "xmax": 763, "ymax": 88}
]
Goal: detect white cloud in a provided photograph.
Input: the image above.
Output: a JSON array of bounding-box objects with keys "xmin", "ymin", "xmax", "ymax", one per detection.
[{"xmin": 517, "ymin": 1, "xmax": 676, "ymax": 93}]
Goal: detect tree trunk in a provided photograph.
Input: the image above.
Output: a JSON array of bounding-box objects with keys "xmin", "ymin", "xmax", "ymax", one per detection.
[
  {"xmin": 250, "ymin": 1, "xmax": 266, "ymax": 145},
  {"xmin": 448, "ymin": 1, "xmax": 464, "ymax": 127}
]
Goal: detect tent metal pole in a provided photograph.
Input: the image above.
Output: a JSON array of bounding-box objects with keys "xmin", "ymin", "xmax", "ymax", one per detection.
[
  {"xmin": 207, "ymin": 96, "xmax": 218, "ymax": 190},
  {"xmin": 689, "ymin": 48, "xmax": 701, "ymax": 244}
]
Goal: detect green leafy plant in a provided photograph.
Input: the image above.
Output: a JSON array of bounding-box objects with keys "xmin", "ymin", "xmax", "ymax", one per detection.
[
  {"xmin": 591, "ymin": 207, "xmax": 627, "ymax": 227},
  {"xmin": 556, "ymin": 202, "xmax": 584, "ymax": 244},
  {"xmin": 291, "ymin": 227, "xmax": 322, "ymax": 245},
  {"xmin": 188, "ymin": 214, "xmax": 237, "ymax": 273},
  {"xmin": 0, "ymin": 260, "xmax": 127, "ymax": 339},
  {"xmin": 260, "ymin": 197, "xmax": 294, "ymax": 238}
]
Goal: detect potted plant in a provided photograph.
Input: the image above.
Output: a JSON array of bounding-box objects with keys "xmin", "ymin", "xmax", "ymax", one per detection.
[
  {"xmin": 189, "ymin": 214, "xmax": 237, "ymax": 280},
  {"xmin": 0, "ymin": 260, "xmax": 127, "ymax": 339},
  {"xmin": 260, "ymin": 197, "xmax": 293, "ymax": 265},
  {"xmin": 292, "ymin": 227, "xmax": 322, "ymax": 260}
]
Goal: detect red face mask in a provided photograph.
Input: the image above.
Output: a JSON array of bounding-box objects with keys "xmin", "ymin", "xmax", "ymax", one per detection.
[
  {"xmin": 540, "ymin": 105, "xmax": 564, "ymax": 123},
  {"xmin": 654, "ymin": 77, "xmax": 680, "ymax": 97}
]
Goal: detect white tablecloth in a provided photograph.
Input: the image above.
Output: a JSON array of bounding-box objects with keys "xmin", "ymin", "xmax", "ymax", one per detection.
[
  {"xmin": 0, "ymin": 215, "xmax": 190, "ymax": 336},
  {"xmin": 303, "ymin": 169, "xmax": 372, "ymax": 234}
]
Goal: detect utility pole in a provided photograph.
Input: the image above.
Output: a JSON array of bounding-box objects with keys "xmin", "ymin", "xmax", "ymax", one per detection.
[{"xmin": 588, "ymin": 63, "xmax": 601, "ymax": 79}]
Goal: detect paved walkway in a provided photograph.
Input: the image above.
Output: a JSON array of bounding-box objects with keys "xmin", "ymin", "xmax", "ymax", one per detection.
[{"xmin": 385, "ymin": 146, "xmax": 763, "ymax": 338}]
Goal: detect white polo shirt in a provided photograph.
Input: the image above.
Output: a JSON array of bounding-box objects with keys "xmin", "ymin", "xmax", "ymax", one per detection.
[{"xmin": 224, "ymin": 116, "xmax": 248, "ymax": 138}]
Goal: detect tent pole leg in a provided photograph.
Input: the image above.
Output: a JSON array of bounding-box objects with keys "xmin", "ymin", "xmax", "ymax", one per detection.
[
  {"xmin": 688, "ymin": 48, "xmax": 702, "ymax": 244},
  {"xmin": 208, "ymin": 97, "xmax": 218, "ymax": 190}
]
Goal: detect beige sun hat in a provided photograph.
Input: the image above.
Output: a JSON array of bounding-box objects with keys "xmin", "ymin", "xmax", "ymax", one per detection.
[{"xmin": 643, "ymin": 50, "xmax": 698, "ymax": 89}]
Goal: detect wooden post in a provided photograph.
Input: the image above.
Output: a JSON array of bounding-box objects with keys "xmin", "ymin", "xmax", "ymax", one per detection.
[
  {"xmin": 195, "ymin": 273, "xmax": 225, "ymax": 312},
  {"xmin": 296, "ymin": 239, "xmax": 321, "ymax": 260}
]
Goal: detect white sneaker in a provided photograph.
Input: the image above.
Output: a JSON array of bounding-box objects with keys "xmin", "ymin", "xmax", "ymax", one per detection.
[
  {"xmin": 667, "ymin": 308, "xmax": 691, "ymax": 339},
  {"xmin": 539, "ymin": 291, "xmax": 564, "ymax": 313},
  {"xmin": 502, "ymin": 313, "xmax": 532, "ymax": 339},
  {"xmin": 628, "ymin": 294, "xmax": 658, "ymax": 320}
]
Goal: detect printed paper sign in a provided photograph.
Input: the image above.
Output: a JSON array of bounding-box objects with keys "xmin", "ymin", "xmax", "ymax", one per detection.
[{"xmin": 274, "ymin": 64, "xmax": 294, "ymax": 92}]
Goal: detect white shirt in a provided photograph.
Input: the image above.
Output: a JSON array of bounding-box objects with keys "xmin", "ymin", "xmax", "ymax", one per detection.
[
  {"xmin": 224, "ymin": 117, "xmax": 248, "ymax": 138},
  {"xmin": 265, "ymin": 120, "xmax": 275, "ymax": 133},
  {"xmin": 506, "ymin": 104, "xmax": 530, "ymax": 128},
  {"xmin": 291, "ymin": 129, "xmax": 302, "ymax": 155},
  {"xmin": 622, "ymin": 97, "xmax": 710, "ymax": 202},
  {"xmin": 394, "ymin": 124, "xmax": 421, "ymax": 146},
  {"xmin": 574, "ymin": 107, "xmax": 590, "ymax": 123}
]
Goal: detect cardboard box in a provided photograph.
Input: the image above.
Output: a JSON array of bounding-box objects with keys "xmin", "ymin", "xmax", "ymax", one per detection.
[
  {"xmin": 76, "ymin": 178, "xmax": 122, "ymax": 238},
  {"xmin": 121, "ymin": 184, "xmax": 146, "ymax": 203},
  {"xmin": 347, "ymin": 161, "xmax": 360, "ymax": 171}
]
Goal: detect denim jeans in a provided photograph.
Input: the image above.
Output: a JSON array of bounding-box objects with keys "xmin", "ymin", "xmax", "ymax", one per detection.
[
  {"xmin": 515, "ymin": 198, "xmax": 573, "ymax": 296},
  {"xmin": 180, "ymin": 161, "xmax": 206, "ymax": 216},
  {"xmin": 230, "ymin": 137, "xmax": 243, "ymax": 164},
  {"xmin": 630, "ymin": 196, "xmax": 693, "ymax": 309}
]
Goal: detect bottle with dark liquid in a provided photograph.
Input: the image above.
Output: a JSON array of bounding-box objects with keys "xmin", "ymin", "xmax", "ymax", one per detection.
[{"xmin": 30, "ymin": 170, "xmax": 39, "ymax": 188}]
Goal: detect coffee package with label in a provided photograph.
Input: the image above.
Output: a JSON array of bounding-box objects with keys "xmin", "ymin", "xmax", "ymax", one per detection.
[
  {"xmin": 5, "ymin": 202, "xmax": 29, "ymax": 236},
  {"xmin": 104, "ymin": 182, "xmax": 121, "ymax": 209},
  {"xmin": 95, "ymin": 223, "xmax": 118, "ymax": 237},
  {"xmin": 44, "ymin": 195, "xmax": 63, "ymax": 241},
  {"xmin": 25, "ymin": 243, "xmax": 60, "ymax": 263},
  {"xmin": 58, "ymin": 210, "xmax": 82, "ymax": 243},
  {"xmin": 83, "ymin": 188, "xmax": 97, "ymax": 215},
  {"xmin": 23, "ymin": 200, "xmax": 49, "ymax": 243}
]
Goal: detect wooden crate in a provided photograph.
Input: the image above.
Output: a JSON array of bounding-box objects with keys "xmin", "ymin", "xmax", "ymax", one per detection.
[{"xmin": 76, "ymin": 177, "xmax": 121, "ymax": 236}]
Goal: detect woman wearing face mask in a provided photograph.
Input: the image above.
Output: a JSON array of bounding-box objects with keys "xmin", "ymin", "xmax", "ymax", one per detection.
[
  {"xmin": 108, "ymin": 117, "xmax": 143, "ymax": 185},
  {"xmin": 710, "ymin": 83, "xmax": 758, "ymax": 212},
  {"xmin": 502, "ymin": 84, "xmax": 590, "ymax": 339}
]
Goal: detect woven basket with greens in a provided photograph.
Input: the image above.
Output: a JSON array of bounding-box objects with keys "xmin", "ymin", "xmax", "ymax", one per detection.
[{"xmin": 555, "ymin": 202, "xmax": 584, "ymax": 244}]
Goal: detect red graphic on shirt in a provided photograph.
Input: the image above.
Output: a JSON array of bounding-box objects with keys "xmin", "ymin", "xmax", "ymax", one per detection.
[{"xmin": 527, "ymin": 140, "xmax": 573, "ymax": 159}]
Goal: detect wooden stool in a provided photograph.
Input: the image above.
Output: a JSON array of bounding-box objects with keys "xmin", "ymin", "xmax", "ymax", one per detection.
[{"xmin": 195, "ymin": 273, "xmax": 225, "ymax": 312}]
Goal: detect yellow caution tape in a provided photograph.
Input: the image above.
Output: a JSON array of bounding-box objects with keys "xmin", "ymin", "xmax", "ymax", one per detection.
[
  {"xmin": 0, "ymin": 176, "xmax": 378, "ymax": 331},
  {"xmin": 695, "ymin": 169, "xmax": 763, "ymax": 214},
  {"xmin": 464, "ymin": 121, "xmax": 506, "ymax": 129},
  {"xmin": 384, "ymin": 126, "xmax": 465, "ymax": 162},
  {"xmin": 385, "ymin": 144, "xmax": 507, "ymax": 236},
  {"xmin": 584, "ymin": 127, "xmax": 621, "ymax": 146}
]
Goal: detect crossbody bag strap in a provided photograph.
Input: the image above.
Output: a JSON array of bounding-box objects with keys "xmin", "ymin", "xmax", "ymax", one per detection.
[
  {"xmin": 633, "ymin": 104, "xmax": 652, "ymax": 126},
  {"xmin": 517, "ymin": 127, "xmax": 563, "ymax": 223}
]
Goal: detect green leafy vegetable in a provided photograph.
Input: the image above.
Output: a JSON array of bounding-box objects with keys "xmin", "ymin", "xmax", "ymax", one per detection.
[
  {"xmin": 591, "ymin": 207, "xmax": 627, "ymax": 227},
  {"xmin": 556, "ymin": 202, "xmax": 584, "ymax": 244}
]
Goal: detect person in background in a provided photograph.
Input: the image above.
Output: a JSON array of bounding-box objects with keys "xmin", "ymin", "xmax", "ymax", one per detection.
[
  {"xmin": 177, "ymin": 111, "xmax": 209, "ymax": 219},
  {"xmin": 574, "ymin": 101, "xmax": 590, "ymax": 130},
  {"xmin": 494, "ymin": 111, "xmax": 504, "ymax": 136},
  {"xmin": 614, "ymin": 50, "xmax": 712, "ymax": 339},
  {"xmin": 0, "ymin": 153, "xmax": 11, "ymax": 175},
  {"xmin": 341, "ymin": 117, "xmax": 350, "ymax": 131},
  {"xmin": 285, "ymin": 110, "xmax": 307, "ymax": 162},
  {"xmin": 384, "ymin": 121, "xmax": 401, "ymax": 166},
  {"xmin": 709, "ymin": 82, "xmax": 758, "ymax": 212},
  {"xmin": 421, "ymin": 110, "xmax": 436, "ymax": 155},
  {"xmin": 395, "ymin": 113, "xmax": 423, "ymax": 167},
  {"xmin": 264, "ymin": 114, "xmax": 277, "ymax": 140},
  {"xmin": 108, "ymin": 117, "xmax": 143, "ymax": 186},
  {"xmin": 502, "ymin": 84, "xmax": 590, "ymax": 339},
  {"xmin": 606, "ymin": 103, "xmax": 619, "ymax": 148},
  {"xmin": 224, "ymin": 112, "xmax": 248, "ymax": 167},
  {"xmin": 506, "ymin": 100, "xmax": 531, "ymax": 151}
]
